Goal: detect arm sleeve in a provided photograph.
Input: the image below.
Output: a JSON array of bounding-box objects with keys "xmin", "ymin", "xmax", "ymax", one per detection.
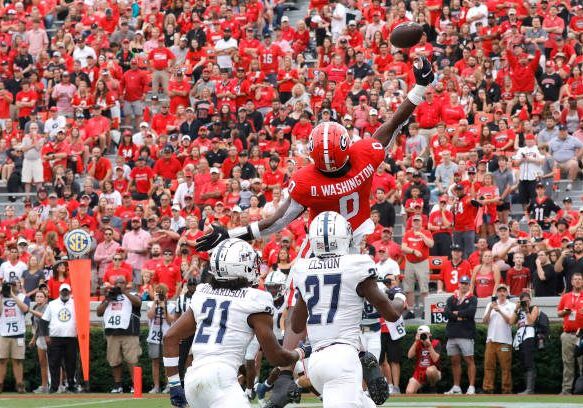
[{"xmin": 260, "ymin": 198, "xmax": 305, "ymax": 237}]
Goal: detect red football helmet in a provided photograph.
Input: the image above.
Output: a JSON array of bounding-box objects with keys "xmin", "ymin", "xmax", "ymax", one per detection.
[{"xmin": 307, "ymin": 122, "xmax": 351, "ymax": 172}]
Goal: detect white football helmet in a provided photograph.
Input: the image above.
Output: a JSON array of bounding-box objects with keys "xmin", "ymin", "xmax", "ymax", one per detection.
[
  {"xmin": 264, "ymin": 270, "xmax": 288, "ymax": 300},
  {"xmin": 308, "ymin": 211, "xmax": 353, "ymax": 256},
  {"xmin": 209, "ymin": 238, "xmax": 260, "ymax": 284}
]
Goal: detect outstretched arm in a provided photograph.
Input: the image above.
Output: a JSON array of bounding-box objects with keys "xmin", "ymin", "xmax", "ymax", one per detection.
[
  {"xmin": 195, "ymin": 196, "xmax": 305, "ymax": 251},
  {"xmin": 373, "ymin": 57, "xmax": 435, "ymax": 147}
]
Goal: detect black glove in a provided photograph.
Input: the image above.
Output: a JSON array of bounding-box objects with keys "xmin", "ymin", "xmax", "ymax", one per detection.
[
  {"xmin": 413, "ymin": 56, "xmax": 434, "ymax": 86},
  {"xmin": 194, "ymin": 224, "xmax": 229, "ymax": 251},
  {"xmin": 169, "ymin": 385, "xmax": 188, "ymax": 408}
]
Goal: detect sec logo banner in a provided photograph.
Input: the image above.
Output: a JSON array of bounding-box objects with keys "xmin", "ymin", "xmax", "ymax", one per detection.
[{"xmin": 64, "ymin": 229, "xmax": 92, "ymax": 258}]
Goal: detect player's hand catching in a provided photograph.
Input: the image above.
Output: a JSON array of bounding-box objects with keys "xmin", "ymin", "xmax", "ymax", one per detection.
[
  {"xmin": 295, "ymin": 341, "xmax": 312, "ymax": 360},
  {"xmin": 194, "ymin": 224, "xmax": 229, "ymax": 251},
  {"xmin": 169, "ymin": 384, "xmax": 188, "ymax": 408},
  {"xmin": 413, "ymin": 56, "xmax": 434, "ymax": 87}
]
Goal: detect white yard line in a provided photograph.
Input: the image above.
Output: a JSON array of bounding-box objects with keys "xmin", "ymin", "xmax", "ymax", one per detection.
[{"xmin": 30, "ymin": 399, "xmax": 133, "ymax": 408}]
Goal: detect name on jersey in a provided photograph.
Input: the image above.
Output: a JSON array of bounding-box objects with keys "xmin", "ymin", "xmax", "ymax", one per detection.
[
  {"xmin": 308, "ymin": 257, "xmax": 340, "ymax": 270},
  {"xmin": 199, "ymin": 285, "xmax": 248, "ymax": 299},
  {"xmin": 314, "ymin": 163, "xmax": 375, "ymax": 197}
]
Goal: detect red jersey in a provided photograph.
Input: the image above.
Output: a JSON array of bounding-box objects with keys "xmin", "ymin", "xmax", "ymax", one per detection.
[
  {"xmin": 260, "ymin": 43, "xmax": 284, "ymax": 75},
  {"xmin": 441, "ymin": 259, "xmax": 472, "ymax": 293},
  {"xmin": 506, "ymin": 266, "xmax": 530, "ymax": 296},
  {"xmin": 402, "ymin": 229, "xmax": 432, "ymax": 263},
  {"xmin": 148, "ymin": 47, "xmax": 175, "ymax": 70},
  {"xmin": 153, "ymin": 262, "xmax": 182, "ymax": 298},
  {"xmin": 453, "ymin": 196, "xmax": 478, "ymax": 232},
  {"xmin": 129, "ymin": 166, "xmax": 154, "ymax": 194},
  {"xmin": 474, "ymin": 271, "xmax": 495, "ymax": 298},
  {"xmin": 415, "ymin": 339, "xmax": 441, "ymax": 370},
  {"xmin": 428, "ymin": 210, "xmax": 454, "ymax": 235},
  {"xmin": 288, "ymin": 138, "xmax": 385, "ymax": 231}
]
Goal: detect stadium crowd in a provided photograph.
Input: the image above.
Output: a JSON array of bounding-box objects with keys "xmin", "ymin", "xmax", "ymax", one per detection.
[{"xmin": 0, "ymin": 0, "xmax": 583, "ymax": 398}]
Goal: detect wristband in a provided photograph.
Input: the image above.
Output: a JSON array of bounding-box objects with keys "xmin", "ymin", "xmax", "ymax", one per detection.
[
  {"xmin": 250, "ymin": 222, "xmax": 261, "ymax": 239},
  {"xmin": 163, "ymin": 356, "xmax": 180, "ymax": 367},
  {"xmin": 167, "ymin": 373, "xmax": 181, "ymax": 387},
  {"xmin": 393, "ymin": 293, "xmax": 407, "ymax": 303},
  {"xmin": 228, "ymin": 226, "xmax": 248, "ymax": 238},
  {"xmin": 407, "ymin": 85, "xmax": 427, "ymax": 106}
]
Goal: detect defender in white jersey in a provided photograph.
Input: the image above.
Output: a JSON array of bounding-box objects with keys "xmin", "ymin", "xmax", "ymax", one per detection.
[
  {"xmin": 162, "ymin": 239, "xmax": 309, "ymax": 408},
  {"xmin": 291, "ymin": 212, "xmax": 402, "ymax": 408}
]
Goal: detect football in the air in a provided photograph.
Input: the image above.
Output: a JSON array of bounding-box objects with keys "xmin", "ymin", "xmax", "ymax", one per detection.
[{"xmin": 390, "ymin": 22, "xmax": 424, "ymax": 48}]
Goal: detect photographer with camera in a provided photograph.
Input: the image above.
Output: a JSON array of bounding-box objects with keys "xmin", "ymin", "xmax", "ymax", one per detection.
[
  {"xmin": 96, "ymin": 276, "xmax": 142, "ymax": 393},
  {"xmin": 0, "ymin": 280, "xmax": 29, "ymax": 393},
  {"xmin": 444, "ymin": 275, "xmax": 478, "ymax": 395},
  {"xmin": 39, "ymin": 283, "xmax": 78, "ymax": 394},
  {"xmin": 509, "ymin": 291, "xmax": 540, "ymax": 394},
  {"xmin": 146, "ymin": 283, "xmax": 175, "ymax": 394},
  {"xmin": 482, "ymin": 284, "xmax": 515, "ymax": 394},
  {"xmin": 558, "ymin": 272, "xmax": 583, "ymax": 395},
  {"xmin": 405, "ymin": 325, "xmax": 441, "ymax": 394}
]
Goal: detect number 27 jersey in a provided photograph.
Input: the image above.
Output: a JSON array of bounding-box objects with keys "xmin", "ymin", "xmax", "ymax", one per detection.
[
  {"xmin": 289, "ymin": 138, "xmax": 385, "ymax": 231},
  {"xmin": 293, "ymin": 254, "xmax": 377, "ymax": 350},
  {"xmin": 189, "ymin": 284, "xmax": 274, "ymax": 371}
]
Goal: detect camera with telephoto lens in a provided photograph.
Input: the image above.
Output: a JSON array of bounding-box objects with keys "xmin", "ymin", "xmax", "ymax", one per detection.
[
  {"xmin": 157, "ymin": 292, "xmax": 166, "ymax": 302},
  {"xmin": 1, "ymin": 282, "xmax": 14, "ymax": 298},
  {"xmin": 420, "ymin": 333, "xmax": 428, "ymax": 341},
  {"xmin": 520, "ymin": 300, "xmax": 528, "ymax": 309},
  {"xmin": 108, "ymin": 286, "xmax": 122, "ymax": 300}
]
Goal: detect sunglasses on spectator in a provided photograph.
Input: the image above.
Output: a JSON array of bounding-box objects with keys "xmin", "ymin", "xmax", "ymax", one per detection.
[
  {"xmin": 113, "ymin": 258, "xmax": 122, "ymax": 261},
  {"xmin": 164, "ymin": 251, "xmax": 173, "ymax": 255}
]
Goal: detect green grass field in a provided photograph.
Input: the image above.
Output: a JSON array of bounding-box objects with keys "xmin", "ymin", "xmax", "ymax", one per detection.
[{"xmin": 0, "ymin": 394, "xmax": 582, "ymax": 408}]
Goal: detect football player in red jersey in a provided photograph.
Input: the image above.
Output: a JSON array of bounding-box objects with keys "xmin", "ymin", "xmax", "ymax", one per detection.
[
  {"xmin": 195, "ymin": 57, "xmax": 435, "ymax": 253},
  {"xmin": 194, "ymin": 57, "xmax": 435, "ymax": 407}
]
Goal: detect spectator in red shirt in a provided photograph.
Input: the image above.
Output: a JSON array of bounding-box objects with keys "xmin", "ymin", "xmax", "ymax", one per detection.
[
  {"xmin": 402, "ymin": 214, "xmax": 435, "ymax": 311},
  {"xmin": 152, "ymin": 248, "xmax": 182, "ymax": 299},
  {"xmin": 148, "ymin": 42, "xmax": 175, "ymax": 96},
  {"xmin": 84, "ymin": 105, "xmax": 111, "ymax": 152},
  {"xmin": 87, "ymin": 147, "xmax": 112, "ymax": 186},
  {"xmin": 122, "ymin": 59, "xmax": 148, "ymax": 129},
  {"xmin": 505, "ymin": 252, "xmax": 531, "ymax": 296},
  {"xmin": 262, "ymin": 155, "xmax": 284, "ymax": 202},
  {"xmin": 103, "ymin": 254, "xmax": 133, "ymax": 288},
  {"xmin": 128, "ymin": 156, "xmax": 154, "ymax": 200},
  {"xmin": 153, "ymin": 146, "xmax": 183, "ymax": 182},
  {"xmin": 199, "ymin": 167, "xmax": 227, "ymax": 206}
]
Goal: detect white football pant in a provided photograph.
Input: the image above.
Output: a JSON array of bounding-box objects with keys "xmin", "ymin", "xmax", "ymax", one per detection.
[
  {"xmin": 308, "ymin": 344, "xmax": 376, "ymax": 408},
  {"xmin": 184, "ymin": 363, "xmax": 249, "ymax": 408}
]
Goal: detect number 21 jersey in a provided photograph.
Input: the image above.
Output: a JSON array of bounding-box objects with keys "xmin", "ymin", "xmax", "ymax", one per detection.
[
  {"xmin": 289, "ymin": 138, "xmax": 385, "ymax": 232},
  {"xmin": 293, "ymin": 254, "xmax": 377, "ymax": 350},
  {"xmin": 189, "ymin": 284, "xmax": 274, "ymax": 371}
]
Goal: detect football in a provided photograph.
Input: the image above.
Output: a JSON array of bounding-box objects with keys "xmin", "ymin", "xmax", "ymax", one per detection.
[{"xmin": 390, "ymin": 22, "xmax": 424, "ymax": 48}]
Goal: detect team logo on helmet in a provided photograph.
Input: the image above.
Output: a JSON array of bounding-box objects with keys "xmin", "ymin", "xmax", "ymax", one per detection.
[
  {"xmin": 339, "ymin": 133, "xmax": 349, "ymax": 151},
  {"xmin": 307, "ymin": 136, "xmax": 314, "ymax": 153}
]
